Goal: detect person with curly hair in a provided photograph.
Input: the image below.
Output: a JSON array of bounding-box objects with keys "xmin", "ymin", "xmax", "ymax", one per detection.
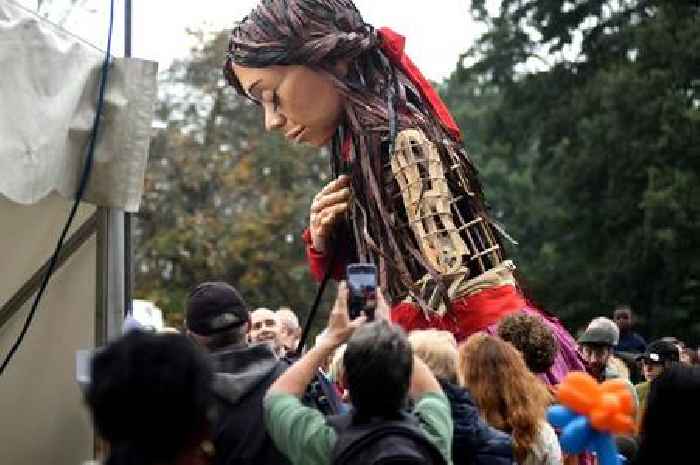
[
  {"xmin": 497, "ymin": 312, "xmax": 558, "ymax": 375},
  {"xmin": 458, "ymin": 334, "xmax": 562, "ymax": 465},
  {"xmin": 224, "ymin": 0, "xmax": 584, "ymax": 384}
]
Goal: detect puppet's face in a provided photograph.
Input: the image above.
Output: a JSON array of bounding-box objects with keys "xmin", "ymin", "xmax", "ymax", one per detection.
[{"xmin": 232, "ymin": 64, "xmax": 344, "ymax": 147}]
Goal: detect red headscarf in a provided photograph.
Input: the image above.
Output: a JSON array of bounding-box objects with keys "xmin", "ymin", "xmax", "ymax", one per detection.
[{"xmin": 377, "ymin": 27, "xmax": 463, "ymax": 142}]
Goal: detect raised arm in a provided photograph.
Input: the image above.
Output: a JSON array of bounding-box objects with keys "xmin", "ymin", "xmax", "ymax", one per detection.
[
  {"xmin": 409, "ymin": 354, "xmax": 444, "ymax": 399},
  {"xmin": 268, "ymin": 281, "xmax": 365, "ymax": 397}
]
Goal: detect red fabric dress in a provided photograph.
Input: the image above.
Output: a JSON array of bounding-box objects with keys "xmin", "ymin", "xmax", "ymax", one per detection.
[
  {"xmin": 302, "ymin": 228, "xmax": 586, "ymax": 387},
  {"xmin": 307, "ymin": 228, "xmax": 525, "ymax": 339}
]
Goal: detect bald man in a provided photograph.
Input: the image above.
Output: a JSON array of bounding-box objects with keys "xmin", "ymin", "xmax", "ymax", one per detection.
[{"xmin": 249, "ymin": 307, "xmax": 283, "ymax": 355}]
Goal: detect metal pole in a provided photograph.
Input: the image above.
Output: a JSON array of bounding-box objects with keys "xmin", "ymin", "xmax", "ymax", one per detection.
[
  {"xmin": 123, "ymin": 0, "xmax": 134, "ymax": 317},
  {"xmin": 95, "ymin": 0, "xmax": 133, "ymax": 341},
  {"xmin": 124, "ymin": 0, "xmax": 132, "ymax": 57},
  {"xmin": 96, "ymin": 208, "xmax": 125, "ymax": 343}
]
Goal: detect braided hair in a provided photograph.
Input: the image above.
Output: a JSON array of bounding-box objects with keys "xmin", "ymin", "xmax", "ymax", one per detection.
[{"xmin": 225, "ymin": 0, "xmax": 504, "ymax": 312}]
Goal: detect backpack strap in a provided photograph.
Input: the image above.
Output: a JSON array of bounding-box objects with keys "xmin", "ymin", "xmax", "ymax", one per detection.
[
  {"xmin": 326, "ymin": 412, "xmax": 354, "ymax": 431},
  {"xmin": 327, "ymin": 412, "xmax": 447, "ymax": 465}
]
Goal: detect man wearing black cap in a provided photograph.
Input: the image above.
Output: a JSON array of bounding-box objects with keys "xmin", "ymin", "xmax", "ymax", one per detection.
[
  {"xmin": 186, "ymin": 282, "xmax": 290, "ymax": 465},
  {"xmin": 635, "ymin": 339, "xmax": 680, "ymax": 426}
]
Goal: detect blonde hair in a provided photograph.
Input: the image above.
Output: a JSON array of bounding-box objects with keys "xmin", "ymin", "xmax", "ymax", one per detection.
[
  {"xmin": 328, "ymin": 344, "xmax": 347, "ymax": 386},
  {"xmin": 276, "ymin": 307, "xmax": 300, "ymax": 330},
  {"xmin": 458, "ymin": 333, "xmax": 552, "ymax": 463},
  {"xmin": 408, "ymin": 329, "xmax": 459, "ymax": 384}
]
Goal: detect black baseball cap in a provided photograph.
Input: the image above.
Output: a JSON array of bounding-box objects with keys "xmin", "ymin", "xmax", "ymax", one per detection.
[
  {"xmin": 639, "ymin": 339, "xmax": 680, "ymax": 364},
  {"xmin": 185, "ymin": 282, "xmax": 249, "ymax": 336}
]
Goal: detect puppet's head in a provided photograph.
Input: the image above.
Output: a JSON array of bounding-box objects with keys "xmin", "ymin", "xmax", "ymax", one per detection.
[
  {"xmin": 225, "ymin": 0, "xmax": 374, "ymax": 147},
  {"xmin": 225, "ymin": 0, "xmax": 372, "ymax": 83},
  {"xmin": 225, "ymin": 0, "xmax": 505, "ymax": 313},
  {"xmin": 224, "ymin": 0, "xmax": 456, "ymax": 152}
]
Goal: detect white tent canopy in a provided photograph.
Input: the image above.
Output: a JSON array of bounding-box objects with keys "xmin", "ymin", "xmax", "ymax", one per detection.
[
  {"xmin": 0, "ymin": 0, "xmax": 157, "ymax": 212},
  {"xmin": 0, "ymin": 2, "xmax": 157, "ymax": 464}
]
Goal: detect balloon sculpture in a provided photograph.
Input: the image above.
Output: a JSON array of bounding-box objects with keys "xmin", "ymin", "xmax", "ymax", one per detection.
[{"xmin": 547, "ymin": 372, "xmax": 636, "ymax": 465}]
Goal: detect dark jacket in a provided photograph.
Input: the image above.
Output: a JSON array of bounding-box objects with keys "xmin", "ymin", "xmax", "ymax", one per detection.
[
  {"xmin": 210, "ymin": 343, "xmax": 290, "ymax": 465},
  {"xmin": 616, "ymin": 331, "xmax": 647, "ymax": 354},
  {"xmin": 440, "ymin": 380, "xmax": 515, "ymax": 465},
  {"xmin": 282, "ymin": 353, "xmax": 345, "ymax": 416}
]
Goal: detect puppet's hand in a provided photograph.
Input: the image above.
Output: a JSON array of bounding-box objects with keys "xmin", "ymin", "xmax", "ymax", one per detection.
[{"xmin": 309, "ymin": 175, "xmax": 351, "ymax": 252}]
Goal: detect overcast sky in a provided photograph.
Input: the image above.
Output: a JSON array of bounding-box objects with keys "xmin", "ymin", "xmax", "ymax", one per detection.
[{"xmin": 19, "ymin": 0, "xmax": 486, "ymax": 81}]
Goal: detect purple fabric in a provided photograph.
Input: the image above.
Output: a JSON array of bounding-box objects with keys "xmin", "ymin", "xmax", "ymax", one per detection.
[{"xmin": 483, "ymin": 307, "xmax": 586, "ymax": 386}]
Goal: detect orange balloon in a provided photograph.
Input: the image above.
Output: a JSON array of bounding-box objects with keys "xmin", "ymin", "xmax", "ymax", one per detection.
[
  {"xmin": 557, "ymin": 372, "xmax": 636, "ymax": 434},
  {"xmin": 600, "ymin": 378, "xmax": 629, "ymax": 395},
  {"xmin": 566, "ymin": 372, "xmax": 600, "ymax": 395},
  {"xmin": 601, "ymin": 380, "xmax": 635, "ymax": 415},
  {"xmin": 557, "ymin": 372, "xmax": 600, "ymax": 414},
  {"xmin": 617, "ymin": 391, "xmax": 634, "ymax": 416},
  {"xmin": 590, "ymin": 408, "xmax": 611, "ymax": 431},
  {"xmin": 609, "ymin": 413, "xmax": 636, "ymax": 435},
  {"xmin": 600, "ymin": 393, "xmax": 620, "ymax": 412},
  {"xmin": 558, "ymin": 383, "xmax": 595, "ymax": 414}
]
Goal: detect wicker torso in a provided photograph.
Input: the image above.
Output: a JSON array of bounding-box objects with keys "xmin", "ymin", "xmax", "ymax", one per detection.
[{"xmin": 350, "ymin": 128, "xmax": 506, "ymax": 315}]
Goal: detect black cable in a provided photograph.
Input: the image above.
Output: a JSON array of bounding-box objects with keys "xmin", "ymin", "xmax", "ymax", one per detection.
[
  {"xmin": 123, "ymin": 0, "xmax": 133, "ymax": 317},
  {"xmin": 297, "ymin": 248, "xmax": 338, "ymax": 355},
  {"xmin": 0, "ymin": 0, "xmax": 116, "ymax": 377}
]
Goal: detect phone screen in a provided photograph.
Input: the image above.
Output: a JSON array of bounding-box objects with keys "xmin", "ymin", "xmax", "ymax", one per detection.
[{"xmin": 347, "ymin": 263, "xmax": 377, "ymax": 320}]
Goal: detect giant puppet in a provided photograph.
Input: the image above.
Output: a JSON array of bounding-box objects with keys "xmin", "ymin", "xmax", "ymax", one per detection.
[{"xmin": 224, "ymin": 0, "xmax": 584, "ymax": 383}]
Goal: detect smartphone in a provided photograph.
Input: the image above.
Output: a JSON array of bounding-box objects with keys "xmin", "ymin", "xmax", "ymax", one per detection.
[{"xmin": 346, "ymin": 263, "xmax": 377, "ymax": 320}]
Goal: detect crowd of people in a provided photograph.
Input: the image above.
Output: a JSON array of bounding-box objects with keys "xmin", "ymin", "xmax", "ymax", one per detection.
[{"xmin": 83, "ymin": 283, "xmax": 700, "ymax": 465}]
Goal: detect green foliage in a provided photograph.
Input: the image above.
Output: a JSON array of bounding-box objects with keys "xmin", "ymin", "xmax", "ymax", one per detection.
[
  {"xmin": 135, "ymin": 31, "xmax": 334, "ymax": 330},
  {"xmin": 444, "ymin": 0, "xmax": 700, "ymax": 341}
]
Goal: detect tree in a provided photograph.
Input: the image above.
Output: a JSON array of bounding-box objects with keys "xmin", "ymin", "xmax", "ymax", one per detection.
[{"xmin": 444, "ymin": 0, "xmax": 700, "ymax": 341}]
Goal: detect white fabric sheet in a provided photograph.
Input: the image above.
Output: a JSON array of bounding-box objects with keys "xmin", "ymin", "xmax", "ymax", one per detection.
[{"xmin": 0, "ymin": 0, "xmax": 158, "ymax": 212}]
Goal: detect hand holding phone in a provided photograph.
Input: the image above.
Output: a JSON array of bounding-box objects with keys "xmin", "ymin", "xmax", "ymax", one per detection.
[{"xmin": 321, "ymin": 281, "xmax": 368, "ymax": 350}]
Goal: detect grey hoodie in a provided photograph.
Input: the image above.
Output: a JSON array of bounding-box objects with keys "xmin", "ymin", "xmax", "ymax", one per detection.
[{"xmin": 209, "ymin": 343, "xmax": 290, "ymax": 465}]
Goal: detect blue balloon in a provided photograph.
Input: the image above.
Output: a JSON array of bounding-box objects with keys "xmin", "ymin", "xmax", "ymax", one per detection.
[
  {"xmin": 547, "ymin": 404, "xmax": 623, "ymax": 465},
  {"xmin": 593, "ymin": 432, "xmax": 620, "ymax": 465},
  {"xmin": 560, "ymin": 416, "xmax": 593, "ymax": 454},
  {"xmin": 547, "ymin": 405, "xmax": 577, "ymax": 428}
]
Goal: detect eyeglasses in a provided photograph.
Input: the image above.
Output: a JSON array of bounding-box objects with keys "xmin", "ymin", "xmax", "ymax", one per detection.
[{"xmin": 252, "ymin": 318, "xmax": 277, "ymax": 331}]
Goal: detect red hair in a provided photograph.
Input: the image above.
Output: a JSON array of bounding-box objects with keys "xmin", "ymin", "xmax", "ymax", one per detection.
[{"xmin": 458, "ymin": 334, "xmax": 552, "ymax": 462}]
